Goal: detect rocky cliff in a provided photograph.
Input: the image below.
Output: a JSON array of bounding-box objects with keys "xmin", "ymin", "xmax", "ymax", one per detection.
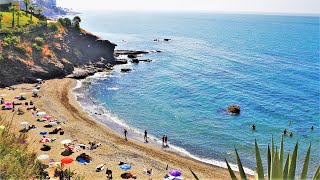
[{"xmin": 0, "ymin": 24, "xmax": 117, "ymax": 87}]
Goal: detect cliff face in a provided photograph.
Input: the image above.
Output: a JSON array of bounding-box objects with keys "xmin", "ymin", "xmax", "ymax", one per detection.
[{"xmin": 0, "ymin": 25, "xmax": 117, "ymax": 86}]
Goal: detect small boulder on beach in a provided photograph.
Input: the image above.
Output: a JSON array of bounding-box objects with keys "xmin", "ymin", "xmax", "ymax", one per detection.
[{"xmin": 227, "ymin": 105, "xmax": 241, "ymax": 115}]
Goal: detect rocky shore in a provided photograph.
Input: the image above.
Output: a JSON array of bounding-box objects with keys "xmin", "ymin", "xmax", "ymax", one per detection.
[{"xmin": 0, "ymin": 24, "xmax": 160, "ymax": 87}]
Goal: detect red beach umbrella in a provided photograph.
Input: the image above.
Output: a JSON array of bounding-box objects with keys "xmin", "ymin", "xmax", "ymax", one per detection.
[
  {"xmin": 44, "ymin": 116, "xmax": 52, "ymax": 120},
  {"xmin": 39, "ymin": 138, "xmax": 51, "ymax": 143},
  {"xmin": 61, "ymin": 157, "xmax": 74, "ymax": 165}
]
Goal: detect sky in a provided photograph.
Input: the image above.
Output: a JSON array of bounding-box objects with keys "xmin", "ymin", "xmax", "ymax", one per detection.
[{"xmin": 57, "ymin": 0, "xmax": 320, "ymax": 14}]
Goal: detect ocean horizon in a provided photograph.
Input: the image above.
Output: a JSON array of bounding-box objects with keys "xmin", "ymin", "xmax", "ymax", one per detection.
[{"xmin": 73, "ymin": 11, "xmax": 319, "ymax": 175}]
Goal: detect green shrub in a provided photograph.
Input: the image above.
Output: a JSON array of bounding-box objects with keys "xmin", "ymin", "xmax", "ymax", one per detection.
[
  {"xmin": 48, "ymin": 22, "xmax": 59, "ymax": 32},
  {"xmin": 2, "ymin": 35, "xmax": 20, "ymax": 47},
  {"xmin": 32, "ymin": 43, "xmax": 42, "ymax": 51},
  {"xmin": 0, "ymin": 118, "xmax": 43, "ymax": 179},
  {"xmin": 34, "ymin": 37, "xmax": 44, "ymax": 46}
]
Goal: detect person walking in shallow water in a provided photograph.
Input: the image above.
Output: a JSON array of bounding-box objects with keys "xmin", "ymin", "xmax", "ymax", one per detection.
[
  {"xmin": 144, "ymin": 130, "xmax": 148, "ymax": 143},
  {"xmin": 124, "ymin": 129, "xmax": 128, "ymax": 141}
]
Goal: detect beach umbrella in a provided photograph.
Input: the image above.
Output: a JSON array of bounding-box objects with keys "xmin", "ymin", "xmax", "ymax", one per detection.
[
  {"xmin": 169, "ymin": 170, "xmax": 182, "ymax": 177},
  {"xmin": 48, "ymin": 122, "xmax": 58, "ymax": 126},
  {"xmin": 61, "ymin": 139, "xmax": 72, "ymax": 144},
  {"xmin": 61, "ymin": 158, "xmax": 74, "ymax": 165},
  {"xmin": 37, "ymin": 112, "xmax": 46, "ymax": 116},
  {"xmin": 32, "ymin": 89, "xmax": 39, "ymax": 93},
  {"xmin": 20, "ymin": 122, "xmax": 29, "ymax": 128},
  {"xmin": 120, "ymin": 164, "xmax": 132, "ymax": 171},
  {"xmin": 37, "ymin": 154, "xmax": 49, "ymax": 160},
  {"xmin": 40, "ymin": 138, "xmax": 51, "ymax": 143},
  {"xmin": 5, "ymin": 102, "xmax": 13, "ymax": 106},
  {"xmin": 40, "ymin": 131, "xmax": 47, "ymax": 135},
  {"xmin": 165, "ymin": 175, "xmax": 183, "ymax": 180},
  {"xmin": 44, "ymin": 116, "xmax": 52, "ymax": 120},
  {"xmin": 36, "ymin": 78, "xmax": 42, "ymax": 82}
]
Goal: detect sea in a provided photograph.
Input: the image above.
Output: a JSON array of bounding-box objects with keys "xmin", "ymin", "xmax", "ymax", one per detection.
[{"xmin": 72, "ymin": 11, "xmax": 320, "ymax": 176}]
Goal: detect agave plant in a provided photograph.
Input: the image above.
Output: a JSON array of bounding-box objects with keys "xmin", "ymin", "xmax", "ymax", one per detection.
[{"xmin": 225, "ymin": 136, "xmax": 320, "ymax": 180}]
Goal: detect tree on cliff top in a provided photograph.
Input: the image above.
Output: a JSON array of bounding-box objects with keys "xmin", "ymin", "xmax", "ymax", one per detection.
[
  {"xmin": 9, "ymin": 5, "xmax": 18, "ymax": 27},
  {"xmin": 16, "ymin": 11, "xmax": 23, "ymax": 27},
  {"xmin": 0, "ymin": 13, "xmax": 3, "ymax": 29},
  {"xmin": 23, "ymin": 0, "xmax": 30, "ymax": 16},
  {"xmin": 36, "ymin": 7, "xmax": 42, "ymax": 16},
  {"xmin": 29, "ymin": 6, "xmax": 34, "ymax": 22},
  {"xmin": 72, "ymin": 16, "xmax": 81, "ymax": 30}
]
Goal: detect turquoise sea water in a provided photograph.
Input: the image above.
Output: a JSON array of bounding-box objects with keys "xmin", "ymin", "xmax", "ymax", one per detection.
[{"xmin": 75, "ymin": 12, "xmax": 319, "ymax": 175}]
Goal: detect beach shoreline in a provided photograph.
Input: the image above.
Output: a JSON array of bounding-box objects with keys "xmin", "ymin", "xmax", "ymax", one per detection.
[
  {"xmin": 0, "ymin": 78, "xmax": 250, "ymax": 179},
  {"xmin": 72, "ymin": 72, "xmax": 255, "ymax": 176}
]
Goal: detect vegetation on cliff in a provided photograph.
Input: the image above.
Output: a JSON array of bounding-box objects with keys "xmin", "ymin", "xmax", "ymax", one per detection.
[
  {"xmin": 0, "ymin": 14, "xmax": 116, "ymax": 86},
  {"xmin": 0, "ymin": 117, "xmax": 43, "ymax": 179}
]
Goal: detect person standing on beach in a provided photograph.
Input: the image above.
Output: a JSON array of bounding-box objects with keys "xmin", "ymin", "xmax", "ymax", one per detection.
[
  {"xmin": 162, "ymin": 135, "xmax": 165, "ymax": 147},
  {"xmin": 164, "ymin": 135, "xmax": 168, "ymax": 147},
  {"xmin": 144, "ymin": 130, "xmax": 148, "ymax": 143},
  {"xmin": 124, "ymin": 129, "xmax": 128, "ymax": 141}
]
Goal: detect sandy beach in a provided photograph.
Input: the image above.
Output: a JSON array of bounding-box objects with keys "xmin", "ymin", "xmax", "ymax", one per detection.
[{"xmin": 0, "ymin": 78, "xmax": 246, "ymax": 179}]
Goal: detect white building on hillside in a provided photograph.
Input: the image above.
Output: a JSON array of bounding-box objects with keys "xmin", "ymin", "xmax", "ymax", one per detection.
[{"xmin": 0, "ymin": 0, "xmax": 20, "ymax": 9}]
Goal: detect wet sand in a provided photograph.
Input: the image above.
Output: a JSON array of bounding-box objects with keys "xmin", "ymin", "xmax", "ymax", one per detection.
[{"xmin": 0, "ymin": 78, "xmax": 248, "ymax": 179}]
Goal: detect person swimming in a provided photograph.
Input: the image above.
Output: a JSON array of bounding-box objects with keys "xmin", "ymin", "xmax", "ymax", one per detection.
[
  {"xmin": 251, "ymin": 124, "xmax": 256, "ymax": 130},
  {"xmin": 289, "ymin": 131, "xmax": 293, "ymax": 137},
  {"xmin": 311, "ymin": 126, "xmax": 314, "ymax": 130},
  {"xmin": 283, "ymin": 129, "xmax": 287, "ymax": 135}
]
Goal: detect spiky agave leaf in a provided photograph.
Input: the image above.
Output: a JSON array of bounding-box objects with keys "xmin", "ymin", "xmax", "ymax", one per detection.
[
  {"xmin": 283, "ymin": 152, "xmax": 290, "ymax": 180},
  {"xmin": 225, "ymin": 159, "xmax": 238, "ymax": 180},
  {"xmin": 234, "ymin": 147, "xmax": 247, "ymax": 180},
  {"xmin": 271, "ymin": 147, "xmax": 281, "ymax": 180},
  {"xmin": 288, "ymin": 141, "xmax": 299, "ymax": 180},
  {"xmin": 268, "ymin": 145, "xmax": 271, "ymax": 180},
  {"xmin": 280, "ymin": 135, "xmax": 284, "ymax": 170},
  {"xmin": 271, "ymin": 136, "xmax": 275, "ymax": 160},
  {"xmin": 312, "ymin": 164, "xmax": 320, "ymax": 180},
  {"xmin": 300, "ymin": 143, "xmax": 311, "ymax": 180},
  {"xmin": 255, "ymin": 139, "xmax": 264, "ymax": 180}
]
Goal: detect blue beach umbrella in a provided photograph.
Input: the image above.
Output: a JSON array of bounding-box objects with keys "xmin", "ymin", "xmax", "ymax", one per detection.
[
  {"xmin": 120, "ymin": 164, "xmax": 132, "ymax": 171},
  {"xmin": 40, "ymin": 131, "xmax": 47, "ymax": 135}
]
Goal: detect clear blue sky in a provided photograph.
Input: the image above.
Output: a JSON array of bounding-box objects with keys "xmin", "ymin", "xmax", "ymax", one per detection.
[{"xmin": 57, "ymin": 0, "xmax": 320, "ymax": 14}]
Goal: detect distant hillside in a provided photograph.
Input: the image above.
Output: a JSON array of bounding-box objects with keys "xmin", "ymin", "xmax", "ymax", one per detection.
[{"xmin": 19, "ymin": 0, "xmax": 67, "ymax": 17}]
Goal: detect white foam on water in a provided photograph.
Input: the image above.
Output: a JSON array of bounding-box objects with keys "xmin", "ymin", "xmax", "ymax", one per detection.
[{"xmin": 106, "ymin": 87, "xmax": 119, "ymax": 91}]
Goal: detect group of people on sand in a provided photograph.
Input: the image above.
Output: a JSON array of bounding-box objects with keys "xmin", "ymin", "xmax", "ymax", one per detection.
[
  {"xmin": 124, "ymin": 129, "xmax": 170, "ymax": 148},
  {"xmin": 251, "ymin": 120, "xmax": 315, "ymax": 138}
]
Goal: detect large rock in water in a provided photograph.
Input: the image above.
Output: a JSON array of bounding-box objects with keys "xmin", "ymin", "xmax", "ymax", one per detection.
[{"xmin": 227, "ymin": 105, "xmax": 241, "ymax": 114}]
